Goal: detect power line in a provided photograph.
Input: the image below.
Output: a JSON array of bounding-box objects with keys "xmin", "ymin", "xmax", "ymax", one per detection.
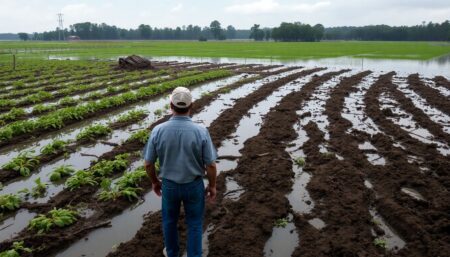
[{"xmin": 57, "ymin": 13, "xmax": 64, "ymax": 41}]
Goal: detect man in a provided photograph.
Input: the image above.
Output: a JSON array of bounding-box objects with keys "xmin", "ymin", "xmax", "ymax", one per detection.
[{"xmin": 144, "ymin": 87, "xmax": 218, "ymax": 257}]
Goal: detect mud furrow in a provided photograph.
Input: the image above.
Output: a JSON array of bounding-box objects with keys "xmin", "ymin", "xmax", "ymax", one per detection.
[
  {"xmin": 388, "ymin": 79, "xmax": 450, "ymax": 145},
  {"xmin": 408, "ymin": 74, "xmax": 450, "ymax": 116},
  {"xmin": 362, "ymin": 73, "xmax": 450, "ymax": 256},
  {"xmin": 433, "ymin": 76, "xmax": 450, "ymax": 91},
  {"xmin": 208, "ymin": 68, "xmax": 324, "ymax": 147},
  {"xmin": 201, "ymin": 71, "xmax": 347, "ymax": 257}
]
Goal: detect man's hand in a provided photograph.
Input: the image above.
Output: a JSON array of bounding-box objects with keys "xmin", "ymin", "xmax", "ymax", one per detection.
[
  {"xmin": 144, "ymin": 160, "xmax": 161, "ymax": 197},
  {"xmin": 205, "ymin": 184, "xmax": 216, "ymax": 203},
  {"xmin": 152, "ymin": 180, "xmax": 162, "ymax": 197}
]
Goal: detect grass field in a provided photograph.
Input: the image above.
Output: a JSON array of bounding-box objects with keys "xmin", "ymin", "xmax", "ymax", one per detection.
[{"xmin": 0, "ymin": 41, "xmax": 449, "ymax": 62}]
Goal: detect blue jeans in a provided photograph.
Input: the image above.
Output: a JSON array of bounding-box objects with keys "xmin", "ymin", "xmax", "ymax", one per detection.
[{"xmin": 162, "ymin": 177, "xmax": 205, "ymax": 257}]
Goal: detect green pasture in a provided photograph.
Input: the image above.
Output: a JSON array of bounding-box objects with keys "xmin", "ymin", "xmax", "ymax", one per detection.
[{"xmin": 0, "ymin": 41, "xmax": 449, "ymax": 63}]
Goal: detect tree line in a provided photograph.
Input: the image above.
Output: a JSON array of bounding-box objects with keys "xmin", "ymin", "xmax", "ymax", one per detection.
[
  {"xmin": 324, "ymin": 21, "xmax": 450, "ymax": 41},
  {"xmin": 17, "ymin": 20, "xmax": 450, "ymax": 42}
]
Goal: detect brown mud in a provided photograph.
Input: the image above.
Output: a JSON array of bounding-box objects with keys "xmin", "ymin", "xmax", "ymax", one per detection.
[
  {"xmin": 208, "ymin": 68, "xmax": 324, "ymax": 147},
  {"xmin": 408, "ymin": 74, "xmax": 450, "ymax": 116},
  {"xmin": 362, "ymin": 73, "xmax": 450, "ymax": 256},
  {"xmin": 432, "ymin": 76, "xmax": 450, "ymax": 90},
  {"xmin": 388, "ymin": 78, "xmax": 450, "ymax": 145}
]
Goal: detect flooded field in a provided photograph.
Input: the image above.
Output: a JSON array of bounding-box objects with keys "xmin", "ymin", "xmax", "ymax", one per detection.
[{"xmin": 0, "ymin": 59, "xmax": 449, "ymax": 257}]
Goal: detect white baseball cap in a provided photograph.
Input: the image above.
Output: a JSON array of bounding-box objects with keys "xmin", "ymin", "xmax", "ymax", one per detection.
[{"xmin": 170, "ymin": 87, "xmax": 192, "ymax": 108}]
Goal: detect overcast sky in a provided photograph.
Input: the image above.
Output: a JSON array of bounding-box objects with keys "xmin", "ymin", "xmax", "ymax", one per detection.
[{"xmin": 1, "ymin": 0, "xmax": 449, "ymax": 33}]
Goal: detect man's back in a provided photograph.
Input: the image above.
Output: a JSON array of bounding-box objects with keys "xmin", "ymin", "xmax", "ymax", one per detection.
[{"xmin": 145, "ymin": 116, "xmax": 216, "ymax": 184}]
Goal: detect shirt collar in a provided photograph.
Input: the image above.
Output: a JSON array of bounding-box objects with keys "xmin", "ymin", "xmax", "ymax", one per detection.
[{"xmin": 170, "ymin": 115, "xmax": 192, "ymax": 121}]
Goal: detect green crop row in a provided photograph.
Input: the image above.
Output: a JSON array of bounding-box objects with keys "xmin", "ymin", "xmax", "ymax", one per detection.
[
  {"xmin": 0, "ymin": 64, "xmax": 114, "ymax": 91},
  {"xmin": 65, "ymin": 153, "xmax": 130, "ymax": 190},
  {"xmin": 29, "ymin": 208, "xmax": 78, "ymax": 234},
  {"xmin": 1, "ymin": 108, "xmax": 152, "ymax": 178},
  {"xmin": 98, "ymin": 167, "xmax": 148, "ymax": 201},
  {"xmin": 0, "ymin": 69, "xmax": 232, "ymax": 145}
]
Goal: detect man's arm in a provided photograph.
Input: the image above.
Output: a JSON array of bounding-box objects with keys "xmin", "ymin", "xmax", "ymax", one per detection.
[
  {"xmin": 144, "ymin": 160, "xmax": 161, "ymax": 196},
  {"xmin": 205, "ymin": 162, "xmax": 217, "ymax": 203}
]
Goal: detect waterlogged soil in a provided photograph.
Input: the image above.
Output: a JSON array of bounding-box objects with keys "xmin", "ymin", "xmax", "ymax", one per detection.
[
  {"xmin": 0, "ymin": 64, "xmax": 301, "ymax": 256},
  {"xmin": 1, "ymin": 61, "xmax": 450, "ymax": 257}
]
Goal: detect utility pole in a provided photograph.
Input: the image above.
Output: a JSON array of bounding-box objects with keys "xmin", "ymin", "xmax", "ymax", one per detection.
[{"xmin": 57, "ymin": 13, "xmax": 65, "ymax": 41}]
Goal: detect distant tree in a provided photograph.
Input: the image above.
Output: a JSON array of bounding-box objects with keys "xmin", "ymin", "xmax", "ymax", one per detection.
[
  {"xmin": 226, "ymin": 25, "xmax": 237, "ymax": 39},
  {"xmin": 138, "ymin": 24, "xmax": 152, "ymax": 39},
  {"xmin": 249, "ymin": 24, "xmax": 265, "ymax": 41},
  {"xmin": 210, "ymin": 20, "xmax": 225, "ymax": 40},
  {"xmin": 18, "ymin": 33, "xmax": 29, "ymax": 41},
  {"xmin": 313, "ymin": 24, "xmax": 325, "ymax": 41}
]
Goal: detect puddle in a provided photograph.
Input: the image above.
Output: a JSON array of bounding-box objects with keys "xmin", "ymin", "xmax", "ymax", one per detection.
[
  {"xmin": 150, "ymin": 56, "xmax": 450, "ymax": 77},
  {"xmin": 298, "ymin": 70, "xmax": 354, "ymax": 140},
  {"xmin": 193, "ymin": 69, "xmax": 304, "ymax": 127},
  {"xmin": 400, "ymin": 187, "xmax": 426, "ymax": 201},
  {"xmin": 379, "ymin": 92, "xmax": 450, "ymax": 156},
  {"xmin": 223, "ymin": 176, "xmax": 244, "ymax": 201},
  {"xmin": 369, "ymin": 208, "xmax": 406, "ymax": 252},
  {"xmin": 423, "ymin": 78, "xmax": 450, "ymax": 97},
  {"xmin": 307, "ymin": 218, "xmax": 326, "ymax": 230},
  {"xmin": 54, "ymin": 191, "xmax": 161, "ymax": 257},
  {"xmin": 0, "ymin": 209, "xmax": 36, "ymax": 242},
  {"xmin": 364, "ymin": 179, "xmax": 374, "ymax": 189},
  {"xmin": 286, "ymin": 124, "xmax": 315, "ymax": 214},
  {"xmin": 342, "ymin": 74, "xmax": 383, "ymax": 135},
  {"xmin": 0, "ymin": 76, "xmax": 246, "ymax": 201},
  {"xmin": 0, "ymin": 74, "xmax": 246, "ymax": 165},
  {"xmin": 358, "ymin": 142, "xmax": 386, "ymax": 166},
  {"xmin": 393, "ymin": 77, "xmax": 450, "ymax": 134},
  {"xmin": 217, "ymin": 71, "xmax": 325, "ymax": 158},
  {"xmin": 263, "ymin": 214, "xmax": 299, "ymax": 257}
]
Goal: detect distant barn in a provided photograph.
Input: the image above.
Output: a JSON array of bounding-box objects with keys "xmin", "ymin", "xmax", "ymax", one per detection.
[{"xmin": 67, "ymin": 35, "xmax": 80, "ymax": 41}]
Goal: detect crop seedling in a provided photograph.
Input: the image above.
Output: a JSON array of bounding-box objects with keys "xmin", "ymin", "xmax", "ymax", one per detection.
[
  {"xmin": 0, "ymin": 241, "xmax": 32, "ymax": 257},
  {"xmin": 98, "ymin": 167, "xmax": 146, "ymax": 202},
  {"xmin": 31, "ymin": 178, "xmax": 47, "ymax": 197},
  {"xmin": 373, "ymin": 238, "xmax": 387, "ymax": 249},
  {"xmin": 76, "ymin": 124, "xmax": 112, "ymax": 142},
  {"xmin": 321, "ymin": 152, "xmax": 335, "ymax": 160},
  {"xmin": 294, "ymin": 157, "xmax": 306, "ymax": 167},
  {"xmin": 33, "ymin": 104, "xmax": 57, "ymax": 114},
  {"xmin": 201, "ymin": 91, "xmax": 212, "ymax": 97},
  {"xmin": 116, "ymin": 110, "xmax": 147, "ymax": 123},
  {"xmin": 29, "ymin": 208, "xmax": 78, "ymax": 234},
  {"xmin": 40, "ymin": 139, "xmax": 69, "ymax": 155},
  {"xmin": 0, "ymin": 108, "xmax": 26, "ymax": 122},
  {"xmin": 49, "ymin": 164, "xmax": 76, "ymax": 182},
  {"xmin": 219, "ymin": 87, "xmax": 231, "ymax": 94},
  {"xmin": 274, "ymin": 218, "xmax": 289, "ymax": 228},
  {"xmin": 59, "ymin": 96, "xmax": 78, "ymax": 106},
  {"xmin": 0, "ymin": 194, "xmax": 21, "ymax": 212},
  {"xmin": 65, "ymin": 170, "xmax": 98, "ymax": 190},
  {"xmin": 153, "ymin": 109, "xmax": 163, "ymax": 117},
  {"xmin": 91, "ymin": 153, "xmax": 129, "ymax": 177},
  {"xmin": 2, "ymin": 151, "xmax": 40, "ymax": 176},
  {"xmin": 128, "ymin": 129, "xmax": 150, "ymax": 144}
]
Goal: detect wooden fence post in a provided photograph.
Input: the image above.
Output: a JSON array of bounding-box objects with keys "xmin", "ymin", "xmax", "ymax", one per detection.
[{"xmin": 13, "ymin": 54, "xmax": 16, "ymax": 71}]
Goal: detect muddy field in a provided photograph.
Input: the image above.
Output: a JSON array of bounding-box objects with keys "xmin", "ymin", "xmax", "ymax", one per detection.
[{"xmin": 0, "ymin": 60, "xmax": 449, "ymax": 257}]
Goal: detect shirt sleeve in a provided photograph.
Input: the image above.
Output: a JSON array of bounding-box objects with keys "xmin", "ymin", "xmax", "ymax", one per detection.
[
  {"xmin": 202, "ymin": 129, "xmax": 218, "ymax": 165},
  {"xmin": 143, "ymin": 130, "xmax": 158, "ymax": 163}
]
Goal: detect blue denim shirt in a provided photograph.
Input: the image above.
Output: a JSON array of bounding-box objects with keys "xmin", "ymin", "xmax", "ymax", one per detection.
[{"xmin": 144, "ymin": 116, "xmax": 217, "ymax": 184}]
